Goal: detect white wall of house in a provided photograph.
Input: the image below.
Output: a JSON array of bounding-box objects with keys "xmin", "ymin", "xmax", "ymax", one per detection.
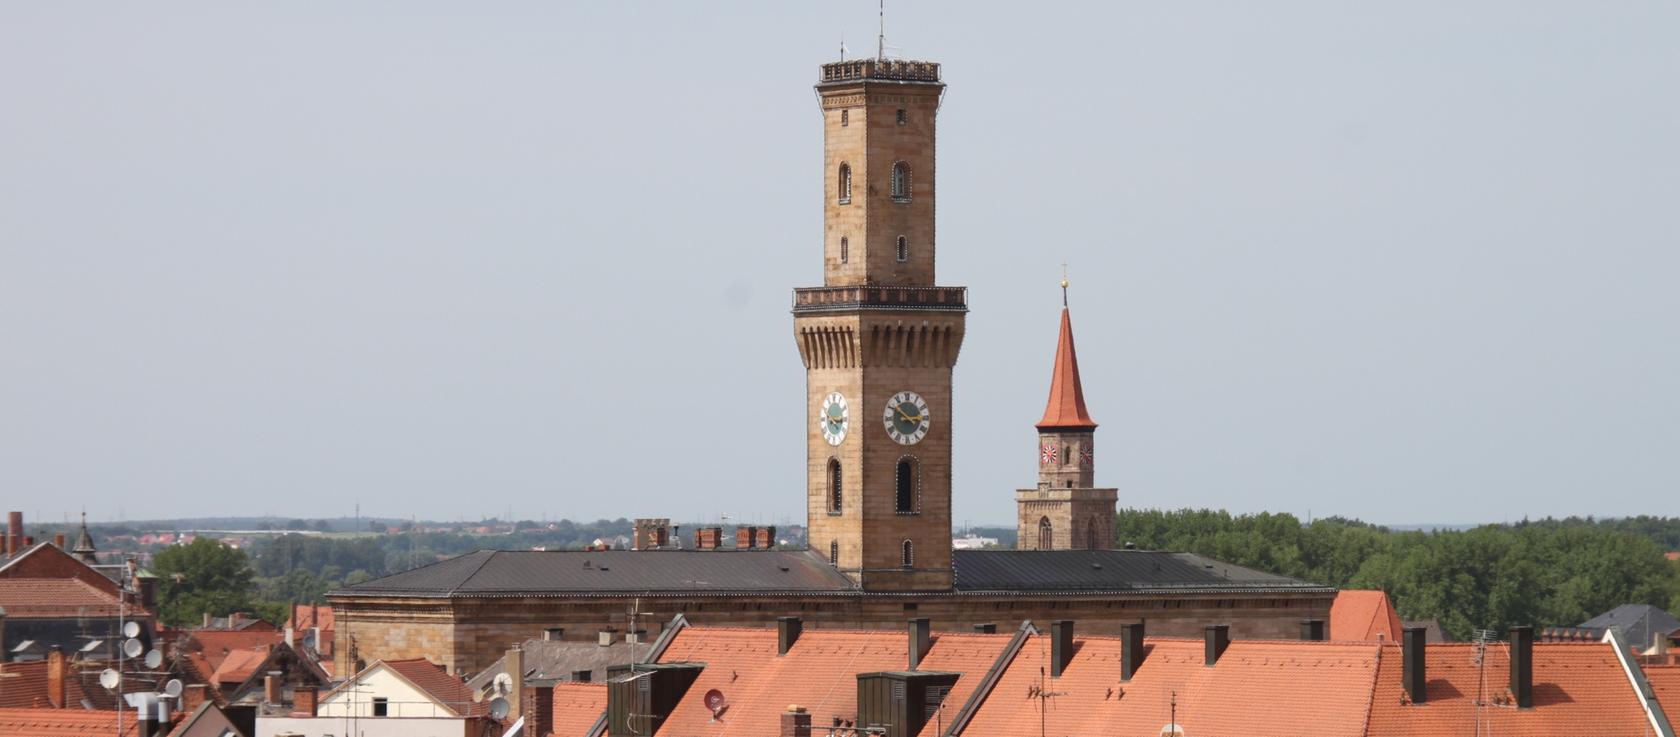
[
  {"xmin": 255, "ymin": 715, "xmax": 477, "ymax": 737},
  {"xmin": 317, "ymin": 666, "xmax": 459, "ymax": 718}
]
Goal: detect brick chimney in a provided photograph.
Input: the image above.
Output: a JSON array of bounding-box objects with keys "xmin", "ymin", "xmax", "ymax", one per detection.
[
  {"xmin": 183, "ymin": 684, "xmax": 211, "ymax": 715},
  {"xmin": 780, "ymin": 705, "xmax": 812, "ymax": 737},
  {"xmin": 5, "ymin": 511, "xmax": 21, "ymax": 556},
  {"xmin": 755, "ymin": 526, "xmax": 776, "ymax": 550},
  {"xmin": 694, "ymin": 527, "xmax": 722, "ymax": 550},
  {"xmin": 292, "ymin": 686, "xmax": 318, "ymax": 717},
  {"xmin": 46, "ymin": 647, "xmax": 67, "ymax": 708},
  {"xmin": 264, "ymin": 672, "xmax": 282, "ymax": 705},
  {"xmin": 522, "ymin": 684, "xmax": 553, "ymax": 737},
  {"xmin": 735, "ymin": 526, "xmax": 758, "ymax": 550},
  {"xmin": 53, "ymin": 532, "xmax": 66, "ymax": 549},
  {"xmin": 505, "ymin": 646, "xmax": 524, "ymax": 724}
]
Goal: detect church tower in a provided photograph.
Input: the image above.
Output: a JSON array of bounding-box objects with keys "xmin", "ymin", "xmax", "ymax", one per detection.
[
  {"xmin": 794, "ymin": 58, "xmax": 965, "ymax": 591},
  {"xmin": 1016, "ymin": 288, "xmax": 1117, "ymax": 550}
]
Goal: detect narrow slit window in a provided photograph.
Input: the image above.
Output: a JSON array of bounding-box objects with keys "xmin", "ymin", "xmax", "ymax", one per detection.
[
  {"xmin": 830, "ymin": 540, "xmax": 839, "ymax": 566},
  {"xmin": 901, "ymin": 540, "xmax": 914, "ymax": 567},
  {"xmin": 840, "ymin": 236, "xmax": 849, "ymax": 264},
  {"xmin": 895, "ymin": 458, "xmax": 916, "ymax": 513},
  {"xmin": 890, "ymin": 162, "xmax": 909, "ymax": 201},
  {"xmin": 838, "ymin": 163, "xmax": 852, "ymax": 204},
  {"xmin": 896, "ymin": 236, "xmax": 908, "ymax": 262},
  {"xmin": 828, "ymin": 458, "xmax": 843, "ymax": 513},
  {"xmin": 1038, "ymin": 517, "xmax": 1053, "ymax": 551},
  {"xmin": 841, "ymin": 109, "xmax": 849, "ymax": 126}
]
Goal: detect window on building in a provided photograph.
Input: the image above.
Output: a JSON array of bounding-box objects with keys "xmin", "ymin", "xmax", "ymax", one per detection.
[
  {"xmin": 828, "ymin": 458, "xmax": 843, "ymax": 513},
  {"xmin": 896, "ymin": 236, "xmax": 908, "ymax": 262},
  {"xmin": 838, "ymin": 163, "xmax": 852, "ymax": 204},
  {"xmin": 840, "ymin": 236, "xmax": 849, "ymax": 264},
  {"xmin": 1038, "ymin": 517, "xmax": 1053, "ymax": 551},
  {"xmin": 895, "ymin": 458, "xmax": 916, "ymax": 513},
  {"xmin": 896, "ymin": 109, "xmax": 907, "ymax": 125},
  {"xmin": 372, "ymin": 697, "xmax": 389, "ymax": 717},
  {"xmin": 901, "ymin": 539, "xmax": 914, "ymax": 567},
  {"xmin": 830, "ymin": 540, "xmax": 839, "ymax": 565},
  {"xmin": 841, "ymin": 109, "xmax": 849, "ymax": 126},
  {"xmin": 890, "ymin": 162, "xmax": 909, "ymax": 201}
]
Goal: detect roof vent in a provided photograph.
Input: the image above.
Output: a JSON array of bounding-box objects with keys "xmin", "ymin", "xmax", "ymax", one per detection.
[
  {"xmin": 1123, "ymin": 541, "xmax": 1137, "ymax": 550},
  {"xmin": 1121, "ymin": 622, "xmax": 1145, "ymax": 682},
  {"xmin": 907, "ymin": 618, "xmax": 931, "ymax": 671},
  {"xmin": 1203, "ymin": 625, "xmax": 1230, "ymax": 667},
  {"xmin": 778, "ymin": 617, "xmax": 802, "ymax": 656},
  {"xmin": 1402, "ymin": 626, "xmax": 1427, "ymax": 704},
  {"xmin": 1510, "ymin": 625, "xmax": 1534, "ymax": 709},
  {"xmin": 1050, "ymin": 621, "xmax": 1075, "ymax": 678}
]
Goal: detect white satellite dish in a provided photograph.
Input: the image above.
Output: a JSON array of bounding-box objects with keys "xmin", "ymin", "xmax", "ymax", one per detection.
[
  {"xmin": 163, "ymin": 679, "xmax": 183, "ymax": 698},
  {"xmin": 492, "ymin": 672, "xmax": 514, "ymax": 695},
  {"xmin": 123, "ymin": 639, "xmax": 144, "ymax": 659},
  {"xmin": 488, "ymin": 697, "xmax": 510, "ymax": 720},
  {"xmin": 144, "ymin": 650, "xmax": 163, "ymax": 669},
  {"xmin": 123, "ymin": 621, "xmax": 141, "ymax": 639},
  {"xmin": 99, "ymin": 669, "xmax": 121, "ymax": 690}
]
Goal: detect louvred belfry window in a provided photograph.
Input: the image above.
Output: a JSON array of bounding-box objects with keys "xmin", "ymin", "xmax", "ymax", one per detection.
[{"xmin": 1038, "ymin": 517, "xmax": 1053, "ymax": 551}]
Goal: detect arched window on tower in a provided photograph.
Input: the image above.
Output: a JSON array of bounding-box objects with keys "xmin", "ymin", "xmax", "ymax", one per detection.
[
  {"xmin": 890, "ymin": 162, "xmax": 909, "ymax": 202},
  {"xmin": 840, "ymin": 236, "xmax": 849, "ymax": 264},
  {"xmin": 901, "ymin": 540, "xmax": 914, "ymax": 568},
  {"xmin": 895, "ymin": 458, "xmax": 917, "ymax": 513},
  {"xmin": 1086, "ymin": 518, "xmax": 1099, "ymax": 550},
  {"xmin": 896, "ymin": 236, "xmax": 908, "ymax": 262},
  {"xmin": 828, "ymin": 458, "xmax": 843, "ymax": 514},
  {"xmin": 838, "ymin": 163, "xmax": 852, "ymax": 204},
  {"xmin": 1038, "ymin": 517, "xmax": 1053, "ymax": 551},
  {"xmin": 830, "ymin": 540, "xmax": 839, "ymax": 566}
]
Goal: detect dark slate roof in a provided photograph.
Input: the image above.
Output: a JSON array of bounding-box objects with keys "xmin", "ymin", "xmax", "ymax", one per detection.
[
  {"xmin": 332, "ymin": 548, "xmax": 1329, "ymax": 599},
  {"xmin": 467, "ymin": 639, "xmax": 636, "ymax": 690},
  {"xmin": 1580, "ymin": 604, "xmax": 1680, "ymax": 646},
  {"xmin": 332, "ymin": 549, "xmax": 856, "ymax": 597},
  {"xmin": 950, "ymin": 549, "xmax": 1327, "ymax": 593}
]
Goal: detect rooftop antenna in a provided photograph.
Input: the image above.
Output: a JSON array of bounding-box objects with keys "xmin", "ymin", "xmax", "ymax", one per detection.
[
  {"xmin": 877, "ymin": 0, "xmax": 886, "ymax": 60},
  {"xmin": 840, "ymin": 32, "xmax": 848, "ymax": 61}
]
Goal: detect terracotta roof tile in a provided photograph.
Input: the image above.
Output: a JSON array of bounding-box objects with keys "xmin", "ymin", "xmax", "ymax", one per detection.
[
  {"xmin": 1036, "ymin": 307, "xmax": 1097, "ymax": 430},
  {"xmin": 650, "ymin": 627, "xmax": 1010, "ymax": 737},
  {"xmin": 958, "ymin": 635, "xmax": 1380, "ymax": 737},
  {"xmin": 0, "ymin": 708, "xmax": 148, "ymax": 736},
  {"xmin": 1366, "ymin": 641, "xmax": 1651, "ymax": 736},
  {"xmin": 1331, "ymin": 589, "xmax": 1404, "ymax": 642},
  {"xmin": 0, "ymin": 578, "xmax": 126, "ymax": 618},
  {"xmin": 184, "ymin": 629, "xmax": 284, "ymax": 671},
  {"xmin": 1642, "ymin": 665, "xmax": 1679, "ymax": 732},
  {"xmin": 386, "ymin": 658, "xmax": 486, "ymax": 717},
  {"xmin": 549, "ymin": 682, "xmax": 608, "ymax": 737},
  {"xmin": 211, "ymin": 647, "xmax": 270, "ymax": 685},
  {"xmin": 284, "ymin": 604, "xmax": 335, "ymax": 631},
  {"xmin": 0, "ymin": 661, "xmax": 88, "ymax": 709}
]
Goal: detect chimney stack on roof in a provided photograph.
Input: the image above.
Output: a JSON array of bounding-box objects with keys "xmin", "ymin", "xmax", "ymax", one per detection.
[
  {"xmin": 597, "ymin": 629, "xmax": 616, "ymax": 648},
  {"xmin": 264, "ymin": 672, "xmax": 282, "ymax": 705},
  {"xmin": 293, "ymin": 686, "xmax": 318, "ymax": 717},
  {"xmin": 735, "ymin": 526, "xmax": 759, "ymax": 550},
  {"xmin": 5, "ymin": 511, "xmax": 21, "ymax": 556},
  {"xmin": 1300, "ymin": 619, "xmax": 1326, "ymax": 641},
  {"xmin": 1510, "ymin": 625, "xmax": 1534, "ymax": 709},
  {"xmin": 523, "ymin": 683, "xmax": 555, "ymax": 737},
  {"xmin": 1120, "ymin": 622, "xmax": 1146, "ymax": 682},
  {"xmin": 908, "ymin": 618, "xmax": 931, "ymax": 671},
  {"xmin": 1204, "ymin": 625, "xmax": 1230, "ymax": 667},
  {"xmin": 1050, "ymin": 620, "xmax": 1075, "ymax": 678},
  {"xmin": 505, "ymin": 646, "xmax": 524, "ymax": 724},
  {"xmin": 778, "ymin": 616, "xmax": 803, "ymax": 656},
  {"xmin": 46, "ymin": 647, "xmax": 67, "ymax": 709},
  {"xmin": 755, "ymin": 526, "xmax": 777, "ymax": 550},
  {"xmin": 780, "ymin": 705, "xmax": 813, "ymax": 737},
  {"xmin": 1402, "ymin": 626, "xmax": 1427, "ymax": 704},
  {"xmin": 53, "ymin": 532, "xmax": 65, "ymax": 549},
  {"xmin": 183, "ymin": 684, "xmax": 210, "ymax": 715},
  {"xmin": 694, "ymin": 527, "xmax": 723, "ymax": 550},
  {"xmin": 973, "ymin": 623, "xmax": 997, "ymax": 634}
]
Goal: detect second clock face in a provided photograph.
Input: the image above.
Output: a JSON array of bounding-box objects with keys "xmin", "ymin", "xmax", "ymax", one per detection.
[
  {"xmin": 820, "ymin": 392, "xmax": 849, "ymax": 445},
  {"xmin": 883, "ymin": 391, "xmax": 931, "ymax": 445}
]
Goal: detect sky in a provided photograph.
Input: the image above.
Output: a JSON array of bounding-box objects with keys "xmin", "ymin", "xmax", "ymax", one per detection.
[{"xmin": 2, "ymin": 2, "xmax": 1676, "ymax": 527}]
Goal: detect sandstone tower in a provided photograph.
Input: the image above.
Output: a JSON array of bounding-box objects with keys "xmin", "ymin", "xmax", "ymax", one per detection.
[
  {"xmin": 1016, "ymin": 293, "xmax": 1117, "ymax": 550},
  {"xmin": 794, "ymin": 58, "xmax": 966, "ymax": 591}
]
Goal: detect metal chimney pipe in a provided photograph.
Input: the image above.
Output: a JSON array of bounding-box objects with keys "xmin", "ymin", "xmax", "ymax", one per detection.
[
  {"xmin": 1510, "ymin": 625, "xmax": 1534, "ymax": 709},
  {"xmin": 1050, "ymin": 620, "xmax": 1074, "ymax": 679},
  {"xmin": 1120, "ymin": 622, "xmax": 1145, "ymax": 682},
  {"xmin": 1402, "ymin": 626, "xmax": 1427, "ymax": 704},
  {"xmin": 907, "ymin": 618, "xmax": 931, "ymax": 671},
  {"xmin": 778, "ymin": 616, "xmax": 803, "ymax": 655}
]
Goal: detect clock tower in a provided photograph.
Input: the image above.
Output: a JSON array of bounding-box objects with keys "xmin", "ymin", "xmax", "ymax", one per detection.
[{"xmin": 794, "ymin": 58, "xmax": 965, "ymax": 591}]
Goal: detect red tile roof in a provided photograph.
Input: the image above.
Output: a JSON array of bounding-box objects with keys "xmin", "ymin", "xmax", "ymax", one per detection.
[
  {"xmin": 285, "ymin": 604, "xmax": 335, "ymax": 632},
  {"xmin": 1366, "ymin": 642, "xmax": 1652, "ymax": 736},
  {"xmin": 385, "ymin": 658, "xmax": 486, "ymax": 718},
  {"xmin": 0, "ymin": 661, "xmax": 88, "ymax": 709},
  {"xmin": 184, "ymin": 629, "xmax": 284, "ymax": 672},
  {"xmin": 1036, "ymin": 307, "xmax": 1097, "ymax": 430},
  {"xmin": 650, "ymin": 627, "xmax": 1011, "ymax": 737},
  {"xmin": 1331, "ymin": 589, "xmax": 1405, "ymax": 642},
  {"xmin": 211, "ymin": 648, "xmax": 270, "ymax": 686},
  {"xmin": 0, "ymin": 578, "xmax": 126, "ymax": 618},
  {"xmin": 1644, "ymin": 666, "xmax": 1680, "ymax": 732},
  {"xmin": 549, "ymin": 682, "xmax": 608, "ymax": 737},
  {"xmin": 1666, "ymin": 551, "xmax": 1679, "ymax": 562},
  {"xmin": 0, "ymin": 708, "xmax": 151, "ymax": 736},
  {"xmin": 958, "ymin": 635, "xmax": 1381, "ymax": 737}
]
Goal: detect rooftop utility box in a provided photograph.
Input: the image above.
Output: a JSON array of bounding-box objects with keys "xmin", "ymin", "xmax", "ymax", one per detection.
[
  {"xmin": 606, "ymin": 663, "xmax": 703, "ymax": 736},
  {"xmin": 856, "ymin": 671, "xmax": 961, "ymax": 737}
]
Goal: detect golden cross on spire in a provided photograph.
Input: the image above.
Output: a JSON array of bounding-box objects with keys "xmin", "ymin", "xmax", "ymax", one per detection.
[{"xmin": 1060, "ymin": 261, "xmax": 1069, "ymax": 307}]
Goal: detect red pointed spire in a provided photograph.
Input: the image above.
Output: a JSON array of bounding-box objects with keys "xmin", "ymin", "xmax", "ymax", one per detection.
[{"xmin": 1036, "ymin": 306, "xmax": 1098, "ymax": 430}]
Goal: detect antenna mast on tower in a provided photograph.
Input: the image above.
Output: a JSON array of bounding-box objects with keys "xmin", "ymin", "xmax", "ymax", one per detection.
[{"xmin": 878, "ymin": 0, "xmax": 886, "ymax": 60}]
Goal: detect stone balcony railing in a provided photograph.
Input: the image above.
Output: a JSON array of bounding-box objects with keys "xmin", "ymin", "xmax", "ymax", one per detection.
[
  {"xmin": 819, "ymin": 59, "xmax": 942, "ymax": 84},
  {"xmin": 792, "ymin": 285, "xmax": 968, "ymax": 314}
]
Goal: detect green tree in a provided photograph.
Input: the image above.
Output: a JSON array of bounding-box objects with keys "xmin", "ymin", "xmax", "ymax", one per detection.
[{"xmin": 152, "ymin": 538, "xmax": 259, "ymax": 626}]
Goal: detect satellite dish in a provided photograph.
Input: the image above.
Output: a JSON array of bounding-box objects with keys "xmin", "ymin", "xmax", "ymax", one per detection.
[
  {"xmin": 163, "ymin": 679, "xmax": 183, "ymax": 698},
  {"xmin": 99, "ymin": 669, "xmax": 121, "ymax": 690},
  {"xmin": 492, "ymin": 672, "xmax": 514, "ymax": 695},
  {"xmin": 488, "ymin": 697, "xmax": 510, "ymax": 720},
  {"xmin": 144, "ymin": 650, "xmax": 163, "ymax": 669},
  {"xmin": 704, "ymin": 688, "xmax": 728, "ymax": 720},
  {"xmin": 123, "ymin": 621, "xmax": 141, "ymax": 639},
  {"xmin": 123, "ymin": 639, "xmax": 144, "ymax": 659}
]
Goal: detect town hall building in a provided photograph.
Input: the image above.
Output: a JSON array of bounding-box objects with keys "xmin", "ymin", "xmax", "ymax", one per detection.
[{"xmin": 329, "ymin": 55, "xmax": 1335, "ymax": 677}]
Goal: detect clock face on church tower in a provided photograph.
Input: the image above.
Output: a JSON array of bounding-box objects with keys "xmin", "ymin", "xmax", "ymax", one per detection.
[
  {"xmin": 819, "ymin": 392, "xmax": 849, "ymax": 445},
  {"xmin": 883, "ymin": 391, "xmax": 931, "ymax": 445}
]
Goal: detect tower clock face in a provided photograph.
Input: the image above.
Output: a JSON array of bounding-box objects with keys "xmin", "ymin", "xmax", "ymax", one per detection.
[
  {"xmin": 883, "ymin": 391, "xmax": 931, "ymax": 445},
  {"xmin": 819, "ymin": 392, "xmax": 849, "ymax": 445}
]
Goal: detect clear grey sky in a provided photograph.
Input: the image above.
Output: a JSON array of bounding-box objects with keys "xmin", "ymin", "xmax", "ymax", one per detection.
[{"xmin": 3, "ymin": 2, "xmax": 1676, "ymax": 527}]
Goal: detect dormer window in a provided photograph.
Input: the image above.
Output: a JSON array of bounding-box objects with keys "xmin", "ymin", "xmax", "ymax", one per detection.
[
  {"xmin": 838, "ymin": 163, "xmax": 853, "ymax": 204},
  {"xmin": 890, "ymin": 162, "xmax": 909, "ymax": 202}
]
